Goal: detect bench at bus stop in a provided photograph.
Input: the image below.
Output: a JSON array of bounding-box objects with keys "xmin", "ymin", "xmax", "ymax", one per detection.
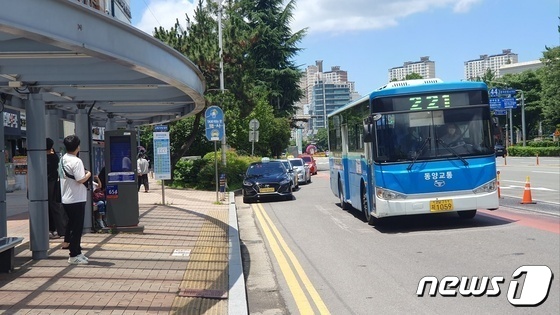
[{"xmin": 0, "ymin": 237, "xmax": 24, "ymax": 273}]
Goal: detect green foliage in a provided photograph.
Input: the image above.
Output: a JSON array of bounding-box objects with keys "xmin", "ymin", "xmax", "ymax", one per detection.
[
  {"xmin": 152, "ymin": 0, "xmax": 306, "ymax": 176},
  {"xmin": 526, "ymin": 140, "xmax": 560, "ymax": 147},
  {"xmin": 539, "ymin": 46, "xmax": 560, "ymax": 128},
  {"xmin": 312, "ymin": 128, "xmax": 328, "ymax": 150},
  {"xmin": 507, "ymin": 145, "xmax": 560, "ymax": 157},
  {"xmin": 405, "ymin": 73, "xmax": 423, "ymax": 80},
  {"xmin": 172, "ymin": 151, "xmax": 261, "ymax": 190}
]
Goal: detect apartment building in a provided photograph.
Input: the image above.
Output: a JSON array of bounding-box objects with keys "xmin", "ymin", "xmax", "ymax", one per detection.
[
  {"xmin": 388, "ymin": 56, "xmax": 436, "ymax": 81},
  {"xmin": 295, "ymin": 61, "xmax": 357, "ymax": 137},
  {"xmin": 464, "ymin": 49, "xmax": 518, "ymax": 80}
]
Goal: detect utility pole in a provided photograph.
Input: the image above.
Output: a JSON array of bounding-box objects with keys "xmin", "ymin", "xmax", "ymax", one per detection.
[
  {"xmin": 519, "ymin": 90, "xmax": 526, "ymax": 146},
  {"xmin": 218, "ymin": 0, "xmax": 226, "ymax": 166}
]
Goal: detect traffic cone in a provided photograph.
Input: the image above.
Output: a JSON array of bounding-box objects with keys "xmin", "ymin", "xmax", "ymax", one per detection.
[{"xmin": 520, "ymin": 176, "xmax": 536, "ymax": 204}]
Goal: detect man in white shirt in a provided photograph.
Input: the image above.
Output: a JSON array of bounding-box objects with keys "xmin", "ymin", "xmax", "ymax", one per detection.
[
  {"xmin": 59, "ymin": 135, "xmax": 91, "ymax": 265},
  {"xmin": 137, "ymin": 153, "xmax": 150, "ymax": 192}
]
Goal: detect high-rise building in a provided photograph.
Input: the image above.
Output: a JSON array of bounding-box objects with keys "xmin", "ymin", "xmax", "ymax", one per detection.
[
  {"xmin": 388, "ymin": 56, "xmax": 436, "ymax": 81},
  {"xmin": 294, "ymin": 61, "xmax": 357, "ymax": 137},
  {"xmin": 464, "ymin": 49, "xmax": 518, "ymax": 80}
]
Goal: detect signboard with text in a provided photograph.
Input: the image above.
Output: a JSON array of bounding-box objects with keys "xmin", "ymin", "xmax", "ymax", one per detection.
[
  {"xmin": 205, "ymin": 106, "xmax": 224, "ymax": 141},
  {"xmin": 153, "ymin": 131, "xmax": 171, "ymax": 180}
]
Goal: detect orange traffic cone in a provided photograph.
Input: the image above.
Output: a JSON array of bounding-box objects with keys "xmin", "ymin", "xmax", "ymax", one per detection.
[{"xmin": 521, "ymin": 176, "xmax": 536, "ymax": 204}]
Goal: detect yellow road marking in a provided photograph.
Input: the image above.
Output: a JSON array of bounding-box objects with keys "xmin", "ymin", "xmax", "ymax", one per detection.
[{"xmin": 254, "ymin": 203, "xmax": 330, "ymax": 315}]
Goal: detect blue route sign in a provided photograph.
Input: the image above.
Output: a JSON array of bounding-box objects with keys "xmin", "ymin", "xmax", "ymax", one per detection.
[
  {"xmin": 502, "ymin": 98, "xmax": 517, "ymax": 109},
  {"xmin": 154, "ymin": 125, "xmax": 168, "ymax": 132},
  {"xmin": 489, "ymin": 88, "xmax": 517, "ymax": 98},
  {"xmin": 205, "ymin": 106, "xmax": 224, "ymax": 141},
  {"xmin": 490, "ymin": 97, "xmax": 518, "ymax": 110},
  {"xmin": 493, "ymin": 109, "xmax": 507, "ymax": 116}
]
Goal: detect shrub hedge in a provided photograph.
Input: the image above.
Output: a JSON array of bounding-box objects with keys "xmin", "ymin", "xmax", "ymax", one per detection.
[
  {"xmin": 172, "ymin": 151, "xmax": 260, "ymax": 191},
  {"xmin": 507, "ymin": 140, "xmax": 560, "ymax": 157}
]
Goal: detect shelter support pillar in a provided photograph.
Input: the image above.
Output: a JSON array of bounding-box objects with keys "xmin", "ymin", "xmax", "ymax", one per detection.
[
  {"xmin": 45, "ymin": 104, "xmax": 60, "ymax": 148},
  {"xmin": 27, "ymin": 91, "xmax": 49, "ymax": 259},
  {"xmin": 75, "ymin": 104, "xmax": 93, "ymax": 231},
  {"xmin": 0, "ymin": 98, "xmax": 6, "ymax": 238}
]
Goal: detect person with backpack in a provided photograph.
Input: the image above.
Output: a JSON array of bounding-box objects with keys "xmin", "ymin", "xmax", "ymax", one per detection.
[{"xmin": 59, "ymin": 135, "xmax": 91, "ymax": 265}]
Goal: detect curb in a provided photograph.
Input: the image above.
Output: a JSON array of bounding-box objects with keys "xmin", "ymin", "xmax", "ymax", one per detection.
[{"xmin": 228, "ymin": 191, "xmax": 248, "ymax": 314}]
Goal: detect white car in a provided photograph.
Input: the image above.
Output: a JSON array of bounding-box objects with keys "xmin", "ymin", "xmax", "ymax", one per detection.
[
  {"xmin": 288, "ymin": 158, "xmax": 311, "ymax": 184},
  {"xmin": 276, "ymin": 159, "xmax": 299, "ymax": 190}
]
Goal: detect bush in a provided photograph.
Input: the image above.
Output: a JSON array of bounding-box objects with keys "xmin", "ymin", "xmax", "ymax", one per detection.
[
  {"xmin": 527, "ymin": 140, "xmax": 560, "ymax": 148},
  {"xmin": 172, "ymin": 151, "xmax": 261, "ymax": 190},
  {"xmin": 507, "ymin": 145, "xmax": 560, "ymax": 157}
]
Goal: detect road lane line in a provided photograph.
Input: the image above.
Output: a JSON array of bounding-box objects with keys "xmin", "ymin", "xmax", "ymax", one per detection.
[
  {"xmin": 256, "ymin": 203, "xmax": 331, "ymax": 315},
  {"xmin": 253, "ymin": 204, "xmax": 314, "ymax": 314}
]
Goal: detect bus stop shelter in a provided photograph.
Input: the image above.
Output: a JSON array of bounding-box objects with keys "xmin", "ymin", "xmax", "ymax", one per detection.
[{"xmin": 0, "ymin": 0, "xmax": 206, "ymax": 259}]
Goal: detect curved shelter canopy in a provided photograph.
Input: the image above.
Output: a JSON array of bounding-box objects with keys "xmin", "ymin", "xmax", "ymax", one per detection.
[{"xmin": 0, "ymin": 0, "xmax": 206, "ymax": 127}]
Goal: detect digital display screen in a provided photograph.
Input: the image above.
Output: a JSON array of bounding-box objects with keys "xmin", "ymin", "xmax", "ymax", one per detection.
[
  {"xmin": 372, "ymin": 90, "xmax": 488, "ymax": 112},
  {"xmin": 109, "ymin": 136, "xmax": 132, "ymax": 172}
]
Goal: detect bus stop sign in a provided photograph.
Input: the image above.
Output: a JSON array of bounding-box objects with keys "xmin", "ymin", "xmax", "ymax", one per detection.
[{"xmin": 205, "ymin": 106, "xmax": 224, "ymax": 141}]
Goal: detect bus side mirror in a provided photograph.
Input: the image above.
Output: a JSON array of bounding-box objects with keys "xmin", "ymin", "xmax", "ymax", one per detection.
[{"xmin": 363, "ymin": 116, "xmax": 374, "ymax": 143}]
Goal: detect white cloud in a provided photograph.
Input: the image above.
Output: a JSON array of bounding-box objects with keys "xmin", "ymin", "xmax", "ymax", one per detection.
[
  {"xmin": 133, "ymin": 0, "xmax": 482, "ymax": 35},
  {"xmin": 134, "ymin": 0, "xmax": 196, "ymax": 35}
]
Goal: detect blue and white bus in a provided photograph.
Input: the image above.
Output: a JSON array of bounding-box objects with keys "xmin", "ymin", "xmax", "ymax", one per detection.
[{"xmin": 328, "ymin": 79, "xmax": 499, "ymax": 225}]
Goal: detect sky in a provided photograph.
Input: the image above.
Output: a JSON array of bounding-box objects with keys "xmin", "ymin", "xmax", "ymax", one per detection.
[{"xmin": 130, "ymin": 0, "xmax": 560, "ymax": 96}]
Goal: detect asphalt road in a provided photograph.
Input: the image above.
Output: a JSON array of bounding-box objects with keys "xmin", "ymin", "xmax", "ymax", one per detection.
[{"xmin": 238, "ymin": 156, "xmax": 560, "ymax": 315}]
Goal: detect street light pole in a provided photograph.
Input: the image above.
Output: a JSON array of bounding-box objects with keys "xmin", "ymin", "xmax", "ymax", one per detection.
[
  {"xmin": 218, "ymin": 0, "xmax": 226, "ymax": 166},
  {"xmin": 519, "ymin": 90, "xmax": 526, "ymax": 146}
]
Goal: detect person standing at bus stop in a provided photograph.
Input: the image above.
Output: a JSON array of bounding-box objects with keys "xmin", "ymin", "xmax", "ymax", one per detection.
[
  {"xmin": 59, "ymin": 135, "xmax": 91, "ymax": 265},
  {"xmin": 137, "ymin": 153, "xmax": 150, "ymax": 193},
  {"xmin": 46, "ymin": 138, "xmax": 67, "ymax": 239}
]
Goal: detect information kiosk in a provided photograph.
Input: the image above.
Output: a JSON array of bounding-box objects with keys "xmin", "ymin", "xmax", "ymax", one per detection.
[{"xmin": 103, "ymin": 130, "xmax": 142, "ymax": 230}]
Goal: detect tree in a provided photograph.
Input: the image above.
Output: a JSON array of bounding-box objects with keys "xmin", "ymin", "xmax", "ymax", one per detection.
[
  {"xmin": 239, "ymin": 0, "xmax": 306, "ymax": 117},
  {"xmin": 150, "ymin": 1, "xmax": 306, "ymax": 172},
  {"xmin": 540, "ymin": 45, "xmax": 560, "ymax": 130},
  {"xmin": 312, "ymin": 128, "xmax": 328, "ymax": 150},
  {"xmin": 405, "ymin": 73, "xmax": 423, "ymax": 80},
  {"xmin": 498, "ymin": 72, "xmax": 543, "ymax": 139}
]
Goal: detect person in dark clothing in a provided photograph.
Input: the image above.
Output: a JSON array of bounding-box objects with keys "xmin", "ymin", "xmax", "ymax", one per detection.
[{"xmin": 46, "ymin": 138, "xmax": 67, "ymax": 239}]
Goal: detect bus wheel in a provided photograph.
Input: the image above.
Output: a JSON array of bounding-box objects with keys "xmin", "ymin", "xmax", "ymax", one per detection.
[
  {"xmin": 458, "ymin": 210, "xmax": 476, "ymax": 219},
  {"xmin": 361, "ymin": 184, "xmax": 377, "ymax": 226},
  {"xmin": 338, "ymin": 180, "xmax": 351, "ymax": 210}
]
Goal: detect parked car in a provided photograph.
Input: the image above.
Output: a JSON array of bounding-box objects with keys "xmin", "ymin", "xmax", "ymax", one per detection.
[
  {"xmin": 298, "ymin": 154, "xmax": 317, "ymax": 175},
  {"xmin": 288, "ymin": 158, "xmax": 311, "ymax": 184},
  {"xmin": 242, "ymin": 158, "xmax": 293, "ymax": 203},
  {"xmin": 276, "ymin": 159, "xmax": 299, "ymax": 191},
  {"xmin": 494, "ymin": 143, "xmax": 507, "ymax": 157}
]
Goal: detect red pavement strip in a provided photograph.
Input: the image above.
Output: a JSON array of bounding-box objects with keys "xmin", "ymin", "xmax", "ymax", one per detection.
[{"xmin": 479, "ymin": 209, "xmax": 560, "ymax": 234}]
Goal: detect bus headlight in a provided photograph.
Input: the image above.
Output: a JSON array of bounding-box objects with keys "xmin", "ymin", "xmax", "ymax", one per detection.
[
  {"xmin": 375, "ymin": 187, "xmax": 406, "ymax": 200},
  {"xmin": 473, "ymin": 179, "xmax": 497, "ymax": 194}
]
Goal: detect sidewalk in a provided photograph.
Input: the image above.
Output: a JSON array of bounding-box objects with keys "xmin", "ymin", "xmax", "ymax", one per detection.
[{"xmin": 0, "ymin": 178, "xmax": 247, "ymax": 315}]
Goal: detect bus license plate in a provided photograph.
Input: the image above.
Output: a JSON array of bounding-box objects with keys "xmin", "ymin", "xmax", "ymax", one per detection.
[
  {"xmin": 430, "ymin": 199, "xmax": 454, "ymax": 212},
  {"xmin": 260, "ymin": 187, "xmax": 275, "ymax": 193}
]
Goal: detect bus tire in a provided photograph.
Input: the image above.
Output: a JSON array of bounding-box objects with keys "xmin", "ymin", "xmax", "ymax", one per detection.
[
  {"xmin": 361, "ymin": 183, "xmax": 378, "ymax": 225},
  {"xmin": 338, "ymin": 179, "xmax": 351, "ymax": 210},
  {"xmin": 458, "ymin": 210, "xmax": 476, "ymax": 219}
]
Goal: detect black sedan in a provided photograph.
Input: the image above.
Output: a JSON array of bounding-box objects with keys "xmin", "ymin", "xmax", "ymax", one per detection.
[
  {"xmin": 242, "ymin": 159, "xmax": 293, "ymax": 203},
  {"xmin": 494, "ymin": 143, "xmax": 507, "ymax": 157}
]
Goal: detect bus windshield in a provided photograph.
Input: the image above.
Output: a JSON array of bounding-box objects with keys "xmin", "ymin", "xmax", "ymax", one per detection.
[{"xmin": 374, "ymin": 106, "xmax": 494, "ymax": 163}]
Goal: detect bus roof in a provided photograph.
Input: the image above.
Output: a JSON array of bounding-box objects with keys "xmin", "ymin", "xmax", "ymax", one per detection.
[
  {"xmin": 328, "ymin": 79, "xmax": 489, "ymax": 118},
  {"xmin": 370, "ymin": 80, "xmax": 488, "ymax": 100}
]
